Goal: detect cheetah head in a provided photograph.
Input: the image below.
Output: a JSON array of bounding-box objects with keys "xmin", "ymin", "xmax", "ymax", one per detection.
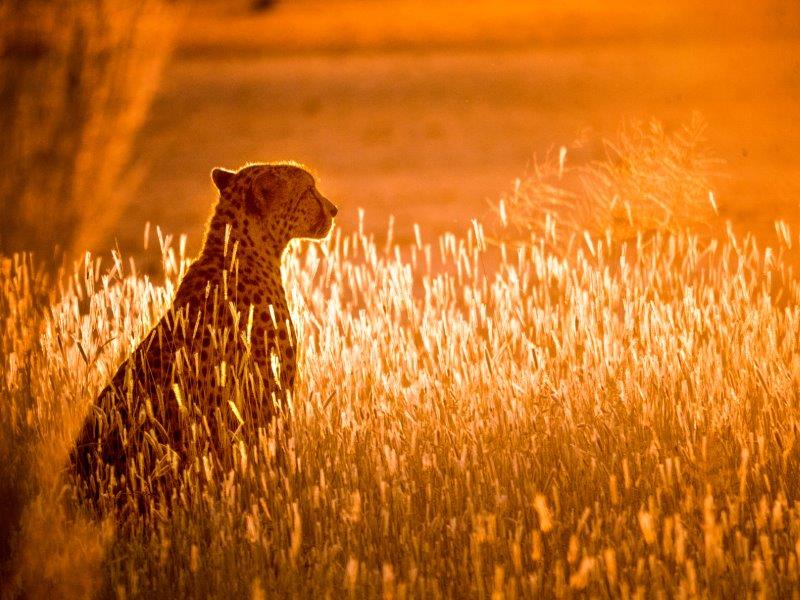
[{"xmin": 211, "ymin": 162, "xmax": 338, "ymax": 245}]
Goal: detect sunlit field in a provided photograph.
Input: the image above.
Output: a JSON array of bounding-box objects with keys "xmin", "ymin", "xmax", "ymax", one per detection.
[
  {"xmin": 3, "ymin": 1, "xmax": 800, "ymax": 598},
  {"xmin": 4, "ymin": 124, "xmax": 800, "ymax": 596}
]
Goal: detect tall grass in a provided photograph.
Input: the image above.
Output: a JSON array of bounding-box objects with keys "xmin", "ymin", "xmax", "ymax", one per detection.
[
  {"xmin": 2, "ymin": 117, "xmax": 798, "ymax": 596},
  {"xmin": 3, "ymin": 208, "xmax": 800, "ymax": 596},
  {"xmin": 0, "ymin": 1, "xmax": 180, "ymax": 261}
]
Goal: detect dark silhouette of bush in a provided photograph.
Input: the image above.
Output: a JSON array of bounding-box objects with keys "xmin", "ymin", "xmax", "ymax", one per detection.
[{"xmin": 0, "ymin": 1, "xmax": 180, "ymax": 264}]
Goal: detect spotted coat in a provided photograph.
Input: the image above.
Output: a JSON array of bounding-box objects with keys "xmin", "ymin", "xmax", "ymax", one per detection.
[{"xmin": 71, "ymin": 162, "xmax": 337, "ymax": 512}]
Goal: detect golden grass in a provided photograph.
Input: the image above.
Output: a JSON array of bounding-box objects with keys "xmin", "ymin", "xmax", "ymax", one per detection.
[{"xmin": 3, "ymin": 202, "xmax": 800, "ymax": 595}]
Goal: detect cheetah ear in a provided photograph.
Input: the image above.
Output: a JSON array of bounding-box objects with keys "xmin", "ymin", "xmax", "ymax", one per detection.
[{"xmin": 211, "ymin": 168, "xmax": 235, "ymax": 192}]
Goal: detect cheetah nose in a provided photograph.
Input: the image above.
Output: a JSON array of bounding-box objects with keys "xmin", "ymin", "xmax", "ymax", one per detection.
[{"xmin": 324, "ymin": 198, "xmax": 338, "ymax": 218}]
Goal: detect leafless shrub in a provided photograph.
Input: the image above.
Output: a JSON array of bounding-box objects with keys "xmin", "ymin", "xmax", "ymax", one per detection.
[{"xmin": 497, "ymin": 116, "xmax": 722, "ymax": 254}]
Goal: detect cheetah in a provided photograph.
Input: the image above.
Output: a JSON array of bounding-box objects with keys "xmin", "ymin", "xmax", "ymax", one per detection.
[{"xmin": 70, "ymin": 162, "xmax": 337, "ymax": 515}]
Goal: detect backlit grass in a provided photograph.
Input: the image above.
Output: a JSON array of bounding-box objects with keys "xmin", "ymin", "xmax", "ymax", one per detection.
[{"xmin": 3, "ymin": 210, "xmax": 800, "ymax": 596}]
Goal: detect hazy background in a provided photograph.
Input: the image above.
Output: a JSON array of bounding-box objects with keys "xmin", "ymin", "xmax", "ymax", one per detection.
[
  {"xmin": 123, "ymin": 0, "xmax": 800, "ymax": 257},
  {"xmin": 4, "ymin": 0, "xmax": 800, "ymax": 261}
]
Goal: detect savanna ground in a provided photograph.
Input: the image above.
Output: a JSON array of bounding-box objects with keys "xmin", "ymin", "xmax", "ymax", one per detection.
[{"xmin": 4, "ymin": 1, "xmax": 800, "ymax": 598}]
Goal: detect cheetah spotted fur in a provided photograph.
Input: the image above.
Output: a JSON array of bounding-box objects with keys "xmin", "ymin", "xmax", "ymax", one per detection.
[{"xmin": 70, "ymin": 162, "xmax": 337, "ymax": 513}]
